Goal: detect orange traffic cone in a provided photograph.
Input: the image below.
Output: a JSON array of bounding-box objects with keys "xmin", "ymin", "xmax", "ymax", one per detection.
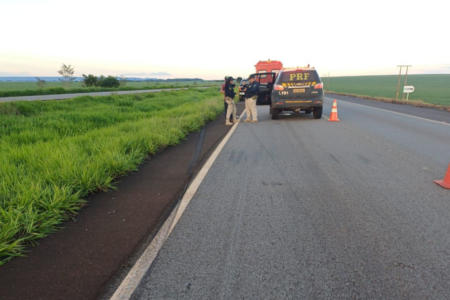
[
  {"xmin": 434, "ymin": 163, "xmax": 450, "ymax": 189},
  {"xmin": 328, "ymin": 99, "xmax": 340, "ymax": 122}
]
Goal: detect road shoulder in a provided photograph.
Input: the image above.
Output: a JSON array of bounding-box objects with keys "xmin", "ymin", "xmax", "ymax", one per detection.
[{"xmin": 0, "ymin": 102, "xmax": 244, "ymax": 300}]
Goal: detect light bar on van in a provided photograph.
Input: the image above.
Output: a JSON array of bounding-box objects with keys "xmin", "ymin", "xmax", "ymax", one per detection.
[
  {"xmin": 314, "ymin": 83, "xmax": 323, "ymax": 89},
  {"xmin": 282, "ymin": 65, "xmax": 314, "ymax": 71},
  {"xmin": 274, "ymin": 85, "xmax": 284, "ymax": 91}
]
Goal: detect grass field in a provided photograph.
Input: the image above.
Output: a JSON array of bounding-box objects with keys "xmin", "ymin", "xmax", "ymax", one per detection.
[
  {"xmin": 324, "ymin": 74, "xmax": 450, "ymax": 106},
  {"xmin": 0, "ymin": 80, "xmax": 220, "ymax": 91},
  {"xmin": 0, "ymin": 80, "xmax": 221, "ymax": 97},
  {"xmin": 0, "ymin": 88, "xmax": 223, "ymax": 265}
]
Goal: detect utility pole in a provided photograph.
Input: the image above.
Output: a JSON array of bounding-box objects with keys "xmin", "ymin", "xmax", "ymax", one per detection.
[
  {"xmin": 396, "ymin": 66, "xmax": 403, "ymax": 100},
  {"xmin": 396, "ymin": 65, "xmax": 411, "ymax": 99},
  {"xmin": 402, "ymin": 65, "xmax": 411, "ymax": 99}
]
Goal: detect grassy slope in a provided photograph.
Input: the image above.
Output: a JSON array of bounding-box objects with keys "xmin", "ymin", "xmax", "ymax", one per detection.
[
  {"xmin": 324, "ymin": 74, "xmax": 450, "ymax": 106},
  {"xmin": 0, "ymin": 88, "xmax": 223, "ymax": 265}
]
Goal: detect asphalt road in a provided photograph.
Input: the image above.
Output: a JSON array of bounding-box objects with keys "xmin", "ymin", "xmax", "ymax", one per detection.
[
  {"xmin": 0, "ymin": 87, "xmax": 206, "ymax": 102},
  {"xmin": 327, "ymin": 93, "xmax": 450, "ymax": 124},
  {"xmin": 127, "ymin": 97, "xmax": 450, "ymax": 299}
]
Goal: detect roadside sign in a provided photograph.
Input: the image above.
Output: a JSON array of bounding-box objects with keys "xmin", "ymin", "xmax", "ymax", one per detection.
[
  {"xmin": 403, "ymin": 85, "xmax": 415, "ymax": 100},
  {"xmin": 403, "ymin": 86, "xmax": 415, "ymax": 93}
]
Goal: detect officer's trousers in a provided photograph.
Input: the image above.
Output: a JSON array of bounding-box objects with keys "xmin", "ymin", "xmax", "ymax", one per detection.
[
  {"xmin": 225, "ymin": 97, "xmax": 236, "ymax": 123},
  {"xmin": 244, "ymin": 97, "xmax": 258, "ymax": 121}
]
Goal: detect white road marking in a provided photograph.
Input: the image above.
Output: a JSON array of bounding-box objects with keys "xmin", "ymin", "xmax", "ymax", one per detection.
[
  {"xmin": 239, "ymin": 109, "xmax": 247, "ymax": 120},
  {"xmin": 168, "ymin": 111, "xmax": 245, "ymax": 233},
  {"xmin": 326, "ymin": 97, "xmax": 450, "ymax": 126},
  {"xmin": 240, "ymin": 107, "xmax": 248, "ymax": 119},
  {"xmin": 110, "ymin": 110, "xmax": 244, "ymax": 300}
]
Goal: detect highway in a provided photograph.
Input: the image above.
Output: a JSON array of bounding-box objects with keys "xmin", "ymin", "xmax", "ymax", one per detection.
[
  {"xmin": 0, "ymin": 87, "xmax": 207, "ymax": 102},
  {"xmin": 113, "ymin": 97, "xmax": 450, "ymax": 299}
]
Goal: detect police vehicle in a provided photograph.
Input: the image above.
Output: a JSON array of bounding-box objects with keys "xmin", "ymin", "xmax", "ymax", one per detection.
[{"xmin": 270, "ymin": 67, "xmax": 324, "ymax": 120}]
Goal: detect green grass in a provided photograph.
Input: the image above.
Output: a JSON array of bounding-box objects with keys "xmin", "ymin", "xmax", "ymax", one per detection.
[
  {"xmin": 0, "ymin": 88, "xmax": 223, "ymax": 265},
  {"xmin": 324, "ymin": 74, "xmax": 450, "ymax": 106},
  {"xmin": 0, "ymin": 81, "xmax": 222, "ymax": 97}
]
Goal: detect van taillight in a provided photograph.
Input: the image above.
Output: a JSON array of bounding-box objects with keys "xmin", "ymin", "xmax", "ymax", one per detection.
[
  {"xmin": 314, "ymin": 83, "xmax": 323, "ymax": 89},
  {"xmin": 275, "ymin": 85, "xmax": 284, "ymax": 91}
]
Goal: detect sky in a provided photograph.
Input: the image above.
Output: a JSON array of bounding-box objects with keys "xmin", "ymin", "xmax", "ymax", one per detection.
[{"xmin": 0, "ymin": 0, "xmax": 449, "ymax": 80}]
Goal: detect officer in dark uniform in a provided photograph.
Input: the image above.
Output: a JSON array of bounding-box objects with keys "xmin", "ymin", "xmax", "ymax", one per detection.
[
  {"xmin": 224, "ymin": 77, "xmax": 237, "ymax": 125},
  {"xmin": 220, "ymin": 76, "xmax": 233, "ymax": 122},
  {"xmin": 243, "ymin": 75, "xmax": 260, "ymax": 122}
]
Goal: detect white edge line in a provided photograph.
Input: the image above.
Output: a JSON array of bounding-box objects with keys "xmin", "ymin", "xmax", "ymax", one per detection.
[
  {"xmin": 167, "ymin": 111, "xmax": 245, "ymax": 233},
  {"xmin": 326, "ymin": 97, "xmax": 450, "ymax": 127},
  {"xmin": 110, "ymin": 109, "xmax": 245, "ymax": 300}
]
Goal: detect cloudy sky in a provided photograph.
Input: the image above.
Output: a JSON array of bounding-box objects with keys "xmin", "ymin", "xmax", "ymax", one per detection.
[{"xmin": 1, "ymin": 0, "xmax": 448, "ymax": 79}]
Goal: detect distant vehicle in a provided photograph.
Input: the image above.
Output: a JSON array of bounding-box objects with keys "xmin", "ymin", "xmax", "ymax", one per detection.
[
  {"xmin": 238, "ymin": 79, "xmax": 249, "ymax": 101},
  {"xmin": 270, "ymin": 66, "xmax": 324, "ymax": 120}
]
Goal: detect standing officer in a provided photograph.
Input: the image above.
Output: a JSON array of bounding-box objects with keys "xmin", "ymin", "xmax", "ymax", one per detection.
[
  {"xmin": 224, "ymin": 77, "xmax": 237, "ymax": 125},
  {"xmin": 220, "ymin": 76, "xmax": 233, "ymax": 122},
  {"xmin": 243, "ymin": 75, "xmax": 260, "ymax": 123}
]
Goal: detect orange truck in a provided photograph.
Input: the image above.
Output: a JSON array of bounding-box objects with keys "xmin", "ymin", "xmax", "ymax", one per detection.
[{"xmin": 255, "ymin": 60, "xmax": 283, "ymax": 75}]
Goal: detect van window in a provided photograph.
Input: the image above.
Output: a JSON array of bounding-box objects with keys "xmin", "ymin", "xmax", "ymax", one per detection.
[
  {"xmin": 277, "ymin": 70, "xmax": 319, "ymax": 86},
  {"xmin": 257, "ymin": 73, "xmax": 275, "ymax": 85},
  {"xmin": 258, "ymin": 70, "xmax": 267, "ymax": 78}
]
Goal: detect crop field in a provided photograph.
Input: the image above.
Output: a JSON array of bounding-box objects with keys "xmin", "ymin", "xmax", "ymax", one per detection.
[
  {"xmin": 324, "ymin": 74, "xmax": 450, "ymax": 106},
  {"xmin": 0, "ymin": 88, "xmax": 223, "ymax": 265},
  {"xmin": 0, "ymin": 80, "xmax": 221, "ymax": 97}
]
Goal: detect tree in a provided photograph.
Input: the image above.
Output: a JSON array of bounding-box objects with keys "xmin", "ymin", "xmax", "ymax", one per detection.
[
  {"xmin": 119, "ymin": 75, "xmax": 127, "ymax": 88},
  {"xmin": 236, "ymin": 77, "xmax": 243, "ymax": 83},
  {"xmin": 58, "ymin": 64, "xmax": 75, "ymax": 88},
  {"xmin": 99, "ymin": 76, "xmax": 119, "ymax": 88},
  {"xmin": 97, "ymin": 75, "xmax": 106, "ymax": 87},
  {"xmin": 82, "ymin": 74, "xmax": 98, "ymax": 87},
  {"xmin": 35, "ymin": 77, "xmax": 46, "ymax": 89}
]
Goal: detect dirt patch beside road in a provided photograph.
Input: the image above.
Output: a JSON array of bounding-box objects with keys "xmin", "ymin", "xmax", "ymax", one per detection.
[{"xmin": 0, "ymin": 102, "xmax": 244, "ymax": 300}]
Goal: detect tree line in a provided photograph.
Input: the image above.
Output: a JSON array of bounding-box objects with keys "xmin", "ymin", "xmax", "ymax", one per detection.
[
  {"xmin": 35, "ymin": 64, "xmax": 127, "ymax": 89},
  {"xmin": 34, "ymin": 64, "xmax": 217, "ymax": 90}
]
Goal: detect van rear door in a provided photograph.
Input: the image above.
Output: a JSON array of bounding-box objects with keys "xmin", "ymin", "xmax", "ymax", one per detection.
[
  {"xmin": 254, "ymin": 72, "xmax": 276, "ymax": 104},
  {"xmin": 276, "ymin": 70, "xmax": 320, "ymax": 99}
]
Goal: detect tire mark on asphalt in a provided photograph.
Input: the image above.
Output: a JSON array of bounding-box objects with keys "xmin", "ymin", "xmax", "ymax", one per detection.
[
  {"xmin": 340, "ymin": 122, "xmax": 442, "ymax": 176},
  {"xmin": 217, "ymin": 166, "xmax": 250, "ymax": 300},
  {"xmin": 187, "ymin": 126, "xmax": 206, "ymax": 175}
]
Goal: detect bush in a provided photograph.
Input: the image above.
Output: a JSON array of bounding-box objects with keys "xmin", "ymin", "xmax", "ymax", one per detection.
[
  {"xmin": 35, "ymin": 77, "xmax": 46, "ymax": 89},
  {"xmin": 99, "ymin": 76, "xmax": 120, "ymax": 88},
  {"xmin": 82, "ymin": 74, "xmax": 98, "ymax": 87}
]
